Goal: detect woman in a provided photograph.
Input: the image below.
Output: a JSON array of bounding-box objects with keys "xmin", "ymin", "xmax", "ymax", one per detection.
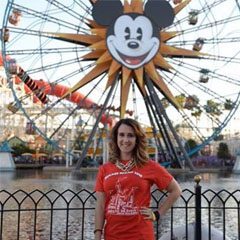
[{"xmin": 94, "ymin": 118, "xmax": 181, "ymax": 240}]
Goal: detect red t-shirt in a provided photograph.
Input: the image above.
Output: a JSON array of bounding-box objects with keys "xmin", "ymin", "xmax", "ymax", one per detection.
[{"xmin": 94, "ymin": 160, "xmax": 173, "ymax": 240}]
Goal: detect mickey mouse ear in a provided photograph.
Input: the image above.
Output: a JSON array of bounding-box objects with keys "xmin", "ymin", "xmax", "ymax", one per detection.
[
  {"xmin": 145, "ymin": 0, "xmax": 175, "ymax": 28},
  {"xmin": 92, "ymin": 0, "xmax": 123, "ymax": 26}
]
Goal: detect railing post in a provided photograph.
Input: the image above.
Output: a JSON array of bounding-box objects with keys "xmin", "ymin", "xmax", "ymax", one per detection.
[{"xmin": 194, "ymin": 175, "xmax": 202, "ymax": 240}]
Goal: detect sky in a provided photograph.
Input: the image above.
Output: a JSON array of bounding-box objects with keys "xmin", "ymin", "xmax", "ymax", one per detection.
[{"xmin": 0, "ymin": 0, "xmax": 7, "ymax": 27}]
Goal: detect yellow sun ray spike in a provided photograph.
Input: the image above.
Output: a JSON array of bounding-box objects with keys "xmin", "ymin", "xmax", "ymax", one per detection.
[
  {"xmin": 81, "ymin": 49, "xmax": 105, "ymax": 60},
  {"xmin": 96, "ymin": 51, "xmax": 112, "ymax": 64},
  {"xmin": 61, "ymin": 61, "xmax": 111, "ymax": 99},
  {"xmin": 134, "ymin": 67, "xmax": 144, "ymax": 89},
  {"xmin": 144, "ymin": 61, "xmax": 159, "ymax": 81},
  {"xmin": 133, "ymin": 68, "xmax": 147, "ymax": 96},
  {"xmin": 91, "ymin": 28, "xmax": 106, "ymax": 39},
  {"xmin": 86, "ymin": 19, "xmax": 104, "ymax": 29},
  {"xmin": 161, "ymin": 31, "xmax": 181, "ymax": 42},
  {"xmin": 153, "ymin": 53, "xmax": 174, "ymax": 71},
  {"xmin": 105, "ymin": 71, "xmax": 118, "ymax": 90},
  {"xmin": 174, "ymin": 0, "xmax": 192, "ymax": 15},
  {"xmin": 122, "ymin": 66, "xmax": 132, "ymax": 87},
  {"xmin": 124, "ymin": 0, "xmax": 133, "ymax": 13},
  {"xmin": 90, "ymin": 40, "xmax": 107, "ymax": 50},
  {"xmin": 131, "ymin": 0, "xmax": 144, "ymax": 14},
  {"xmin": 108, "ymin": 60, "xmax": 121, "ymax": 77},
  {"xmin": 120, "ymin": 77, "xmax": 131, "ymax": 118}
]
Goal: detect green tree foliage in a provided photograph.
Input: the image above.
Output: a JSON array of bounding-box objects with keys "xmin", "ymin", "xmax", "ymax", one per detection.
[
  {"xmin": 175, "ymin": 94, "xmax": 186, "ymax": 108},
  {"xmin": 204, "ymin": 99, "xmax": 222, "ymax": 116},
  {"xmin": 73, "ymin": 135, "xmax": 85, "ymax": 150},
  {"xmin": 184, "ymin": 95, "xmax": 199, "ymax": 110},
  {"xmin": 191, "ymin": 106, "xmax": 202, "ymax": 118},
  {"xmin": 185, "ymin": 138, "xmax": 199, "ymax": 157},
  {"xmin": 217, "ymin": 142, "xmax": 231, "ymax": 160},
  {"xmin": 224, "ymin": 99, "xmax": 234, "ymax": 110},
  {"xmin": 44, "ymin": 142, "xmax": 58, "ymax": 154},
  {"xmin": 11, "ymin": 143, "xmax": 34, "ymax": 156}
]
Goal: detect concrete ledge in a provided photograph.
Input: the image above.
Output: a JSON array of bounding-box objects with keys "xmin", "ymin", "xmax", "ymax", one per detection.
[
  {"xmin": 15, "ymin": 164, "xmax": 44, "ymax": 169},
  {"xmin": 42, "ymin": 166, "xmax": 232, "ymax": 174},
  {"xmin": 43, "ymin": 166, "xmax": 75, "ymax": 172}
]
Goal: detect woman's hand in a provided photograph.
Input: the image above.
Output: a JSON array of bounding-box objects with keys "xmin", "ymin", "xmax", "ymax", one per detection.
[{"xmin": 139, "ymin": 207, "xmax": 156, "ymax": 221}]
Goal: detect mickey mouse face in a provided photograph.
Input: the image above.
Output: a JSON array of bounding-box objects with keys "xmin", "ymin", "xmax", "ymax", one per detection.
[
  {"xmin": 92, "ymin": 0, "xmax": 175, "ymax": 70},
  {"xmin": 107, "ymin": 14, "xmax": 159, "ymax": 69}
]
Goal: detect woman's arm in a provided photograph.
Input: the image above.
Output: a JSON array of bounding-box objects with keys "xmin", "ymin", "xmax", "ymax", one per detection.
[
  {"xmin": 158, "ymin": 178, "xmax": 182, "ymax": 216},
  {"xmin": 94, "ymin": 191, "xmax": 106, "ymax": 240},
  {"xmin": 140, "ymin": 178, "xmax": 181, "ymax": 221}
]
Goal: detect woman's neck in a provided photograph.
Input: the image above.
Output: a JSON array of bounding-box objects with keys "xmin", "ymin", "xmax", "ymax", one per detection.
[{"xmin": 120, "ymin": 153, "xmax": 133, "ymax": 161}]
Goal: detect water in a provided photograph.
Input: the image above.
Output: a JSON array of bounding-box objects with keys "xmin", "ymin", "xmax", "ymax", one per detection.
[
  {"xmin": 0, "ymin": 169, "xmax": 97, "ymax": 192},
  {"xmin": 1, "ymin": 168, "xmax": 239, "ymax": 191},
  {"xmin": 0, "ymin": 168, "xmax": 240, "ymax": 239}
]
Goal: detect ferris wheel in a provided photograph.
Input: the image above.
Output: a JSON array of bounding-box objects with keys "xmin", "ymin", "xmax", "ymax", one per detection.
[{"xmin": 1, "ymin": 0, "xmax": 240, "ymax": 169}]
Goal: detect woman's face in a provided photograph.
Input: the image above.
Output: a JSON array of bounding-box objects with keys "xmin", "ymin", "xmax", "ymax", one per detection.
[{"xmin": 117, "ymin": 123, "xmax": 137, "ymax": 156}]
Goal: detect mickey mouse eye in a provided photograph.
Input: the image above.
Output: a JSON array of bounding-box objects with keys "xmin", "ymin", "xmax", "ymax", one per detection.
[
  {"xmin": 136, "ymin": 28, "xmax": 142, "ymax": 41},
  {"xmin": 124, "ymin": 27, "xmax": 130, "ymax": 40}
]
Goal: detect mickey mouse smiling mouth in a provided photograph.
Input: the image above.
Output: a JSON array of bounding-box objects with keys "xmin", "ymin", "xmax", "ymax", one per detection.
[
  {"xmin": 114, "ymin": 42, "xmax": 159, "ymax": 67},
  {"xmin": 106, "ymin": 15, "xmax": 160, "ymax": 69}
]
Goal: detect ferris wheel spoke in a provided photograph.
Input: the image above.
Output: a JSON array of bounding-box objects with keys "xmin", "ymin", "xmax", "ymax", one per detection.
[
  {"xmin": 171, "ymin": 0, "xmax": 225, "ymax": 30},
  {"xmin": 178, "ymin": 111, "xmax": 205, "ymax": 140},
  {"xmin": 5, "ymin": 47, "xmax": 89, "ymax": 56},
  {"xmin": 169, "ymin": 58, "xmax": 240, "ymax": 85},
  {"xmin": 196, "ymin": 54, "xmax": 240, "ymax": 65},
  {"xmin": 28, "ymin": 59, "xmax": 93, "ymax": 76},
  {"xmin": 7, "ymin": 28, "xmax": 95, "ymax": 47},
  {"xmin": 180, "ymin": 14, "xmax": 240, "ymax": 37},
  {"xmin": 164, "ymin": 70, "xmax": 224, "ymax": 100},
  {"xmin": 10, "ymin": 4, "xmax": 79, "ymax": 31},
  {"xmin": 45, "ymin": 0, "xmax": 91, "ymax": 21}
]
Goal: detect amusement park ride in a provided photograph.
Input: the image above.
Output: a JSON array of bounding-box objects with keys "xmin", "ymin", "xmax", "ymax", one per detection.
[{"xmin": 1, "ymin": 0, "xmax": 240, "ymax": 169}]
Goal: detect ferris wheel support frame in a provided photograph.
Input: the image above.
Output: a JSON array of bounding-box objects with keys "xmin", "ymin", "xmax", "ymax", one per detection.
[
  {"xmin": 145, "ymin": 102, "xmax": 168, "ymax": 162},
  {"xmin": 145, "ymin": 74, "xmax": 195, "ymax": 170},
  {"xmin": 73, "ymin": 74, "xmax": 118, "ymax": 172},
  {"xmin": 145, "ymin": 94, "xmax": 179, "ymax": 165}
]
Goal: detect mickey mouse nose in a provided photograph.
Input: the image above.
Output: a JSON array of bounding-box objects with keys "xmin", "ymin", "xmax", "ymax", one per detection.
[{"xmin": 128, "ymin": 41, "xmax": 139, "ymax": 49}]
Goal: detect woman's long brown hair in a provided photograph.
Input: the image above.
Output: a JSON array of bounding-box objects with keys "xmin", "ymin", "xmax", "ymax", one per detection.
[{"xmin": 108, "ymin": 118, "xmax": 149, "ymax": 167}]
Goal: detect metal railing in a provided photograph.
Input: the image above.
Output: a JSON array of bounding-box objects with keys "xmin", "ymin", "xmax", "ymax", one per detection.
[{"xmin": 0, "ymin": 176, "xmax": 239, "ymax": 240}]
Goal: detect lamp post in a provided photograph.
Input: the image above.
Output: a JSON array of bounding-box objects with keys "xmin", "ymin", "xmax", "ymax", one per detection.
[
  {"xmin": 36, "ymin": 144, "xmax": 41, "ymax": 164},
  {"xmin": 36, "ymin": 147, "xmax": 40, "ymax": 164}
]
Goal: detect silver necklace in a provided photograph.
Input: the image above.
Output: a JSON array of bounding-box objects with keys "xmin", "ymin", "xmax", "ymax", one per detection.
[{"xmin": 115, "ymin": 159, "xmax": 135, "ymax": 172}]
